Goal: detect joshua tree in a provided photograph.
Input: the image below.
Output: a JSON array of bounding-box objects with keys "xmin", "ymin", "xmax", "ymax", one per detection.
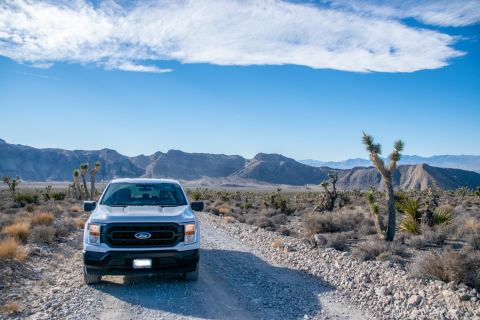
[
  {"xmin": 73, "ymin": 169, "xmax": 83, "ymax": 200},
  {"xmin": 421, "ymin": 182, "xmax": 439, "ymax": 228},
  {"xmin": 87, "ymin": 161, "xmax": 101, "ymax": 201},
  {"xmin": 1, "ymin": 175, "xmax": 21, "ymax": 198},
  {"xmin": 314, "ymin": 173, "xmax": 338, "ymax": 212},
  {"xmin": 475, "ymin": 187, "xmax": 480, "ymax": 199},
  {"xmin": 79, "ymin": 163, "xmax": 90, "ymax": 200},
  {"xmin": 362, "ymin": 132, "xmax": 404, "ymax": 241}
]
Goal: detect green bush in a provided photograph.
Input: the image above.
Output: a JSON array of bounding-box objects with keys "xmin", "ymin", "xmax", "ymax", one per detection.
[
  {"xmin": 191, "ymin": 191, "xmax": 202, "ymax": 201},
  {"xmin": 52, "ymin": 192, "xmax": 66, "ymax": 201}
]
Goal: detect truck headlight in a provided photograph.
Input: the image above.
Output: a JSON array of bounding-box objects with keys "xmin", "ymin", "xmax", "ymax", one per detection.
[
  {"xmin": 184, "ymin": 223, "xmax": 197, "ymax": 244},
  {"xmin": 88, "ymin": 224, "xmax": 101, "ymax": 245}
]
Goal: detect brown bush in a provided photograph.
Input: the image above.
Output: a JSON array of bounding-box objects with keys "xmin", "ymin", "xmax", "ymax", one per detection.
[
  {"xmin": 70, "ymin": 205, "xmax": 81, "ymax": 212},
  {"xmin": 246, "ymin": 216, "xmax": 274, "ymax": 229},
  {"xmin": 467, "ymin": 234, "xmax": 480, "ymax": 250},
  {"xmin": 1, "ymin": 300, "xmax": 22, "ymax": 314},
  {"xmin": 30, "ymin": 225, "xmax": 56, "ymax": 244},
  {"xmin": 15, "ymin": 247, "xmax": 29, "ymax": 262},
  {"xmin": 277, "ymin": 226, "xmax": 290, "ymax": 236},
  {"xmin": 326, "ymin": 233, "xmax": 349, "ymax": 251},
  {"xmin": 271, "ymin": 239, "xmax": 283, "ymax": 249},
  {"xmin": 75, "ymin": 218, "xmax": 85, "ymax": 229},
  {"xmin": 423, "ymin": 230, "xmax": 446, "ymax": 245},
  {"xmin": 30, "ymin": 212, "xmax": 55, "ymax": 226},
  {"xmin": 0, "ymin": 237, "xmax": 18, "ymax": 260},
  {"xmin": 272, "ymin": 214, "xmax": 288, "ymax": 225},
  {"xmin": 409, "ymin": 247, "xmax": 480, "ymax": 288},
  {"xmin": 3, "ymin": 222, "xmax": 30, "ymax": 242},
  {"xmin": 303, "ymin": 211, "xmax": 365, "ymax": 236},
  {"xmin": 224, "ymin": 216, "xmax": 235, "ymax": 223},
  {"xmin": 210, "ymin": 207, "xmax": 220, "ymax": 215},
  {"xmin": 408, "ymin": 236, "xmax": 426, "ymax": 249}
]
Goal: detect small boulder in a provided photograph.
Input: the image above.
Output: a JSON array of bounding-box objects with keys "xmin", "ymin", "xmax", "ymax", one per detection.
[
  {"xmin": 40, "ymin": 247, "xmax": 51, "ymax": 255},
  {"xmin": 376, "ymin": 286, "xmax": 391, "ymax": 296},
  {"xmin": 459, "ymin": 293, "xmax": 471, "ymax": 301},
  {"xmin": 310, "ymin": 234, "xmax": 327, "ymax": 248},
  {"xmin": 284, "ymin": 245, "xmax": 293, "ymax": 253},
  {"xmin": 4, "ymin": 267, "xmax": 13, "ymax": 276},
  {"xmin": 408, "ymin": 295, "xmax": 422, "ymax": 305}
]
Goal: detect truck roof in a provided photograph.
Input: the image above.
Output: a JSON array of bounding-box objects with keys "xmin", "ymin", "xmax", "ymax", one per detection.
[{"xmin": 109, "ymin": 178, "xmax": 181, "ymax": 184}]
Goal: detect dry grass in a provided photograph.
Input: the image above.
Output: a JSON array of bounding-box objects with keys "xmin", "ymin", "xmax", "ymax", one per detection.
[
  {"xmin": 219, "ymin": 204, "xmax": 230, "ymax": 214},
  {"xmin": 352, "ymin": 241, "xmax": 406, "ymax": 262},
  {"xmin": 1, "ymin": 300, "xmax": 22, "ymax": 314},
  {"xmin": 271, "ymin": 239, "xmax": 283, "ymax": 249},
  {"xmin": 464, "ymin": 219, "xmax": 480, "ymax": 232},
  {"xmin": 30, "ymin": 212, "xmax": 55, "ymax": 226},
  {"xmin": 75, "ymin": 218, "xmax": 85, "ymax": 229},
  {"xmin": 224, "ymin": 216, "xmax": 235, "ymax": 223},
  {"xmin": 0, "ymin": 238, "xmax": 18, "ymax": 260},
  {"xmin": 70, "ymin": 205, "xmax": 81, "ymax": 213},
  {"xmin": 409, "ymin": 247, "xmax": 480, "ymax": 288},
  {"xmin": 15, "ymin": 247, "xmax": 29, "ymax": 262},
  {"xmin": 3, "ymin": 221, "xmax": 30, "ymax": 242}
]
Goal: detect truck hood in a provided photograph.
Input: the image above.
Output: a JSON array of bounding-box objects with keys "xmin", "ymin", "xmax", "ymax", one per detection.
[{"xmin": 89, "ymin": 205, "xmax": 196, "ymax": 224}]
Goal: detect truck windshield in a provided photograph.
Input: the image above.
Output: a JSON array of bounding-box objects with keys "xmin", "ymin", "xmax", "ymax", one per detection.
[{"xmin": 101, "ymin": 183, "xmax": 187, "ymax": 206}]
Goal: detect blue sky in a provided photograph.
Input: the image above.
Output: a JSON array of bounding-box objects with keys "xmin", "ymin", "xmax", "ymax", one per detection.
[{"xmin": 0, "ymin": 0, "xmax": 479, "ymax": 161}]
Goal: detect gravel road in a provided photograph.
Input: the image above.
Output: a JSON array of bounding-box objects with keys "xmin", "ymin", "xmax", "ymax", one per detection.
[{"xmin": 77, "ymin": 215, "xmax": 369, "ymax": 320}]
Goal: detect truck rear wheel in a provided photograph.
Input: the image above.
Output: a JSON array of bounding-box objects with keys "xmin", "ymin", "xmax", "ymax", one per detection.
[
  {"xmin": 83, "ymin": 267, "xmax": 102, "ymax": 285},
  {"xmin": 183, "ymin": 263, "xmax": 199, "ymax": 281}
]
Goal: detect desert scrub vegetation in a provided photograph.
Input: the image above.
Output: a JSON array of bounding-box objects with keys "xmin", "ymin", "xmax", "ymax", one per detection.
[
  {"xmin": 30, "ymin": 212, "xmax": 55, "ymax": 226},
  {"xmin": 30, "ymin": 225, "xmax": 56, "ymax": 244},
  {"xmin": 1, "ymin": 300, "xmax": 22, "ymax": 314},
  {"xmin": 3, "ymin": 221, "xmax": 30, "ymax": 241},
  {"xmin": 0, "ymin": 237, "xmax": 19, "ymax": 260}
]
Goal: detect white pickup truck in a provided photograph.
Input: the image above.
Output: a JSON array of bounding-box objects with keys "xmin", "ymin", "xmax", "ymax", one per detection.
[{"xmin": 82, "ymin": 178, "xmax": 203, "ymax": 284}]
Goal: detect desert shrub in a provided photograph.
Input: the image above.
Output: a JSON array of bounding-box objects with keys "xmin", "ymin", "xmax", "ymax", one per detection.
[
  {"xmin": 191, "ymin": 191, "xmax": 202, "ymax": 201},
  {"xmin": 236, "ymin": 215, "xmax": 247, "ymax": 223},
  {"xmin": 277, "ymin": 226, "xmax": 290, "ymax": 236},
  {"xmin": 1, "ymin": 300, "xmax": 22, "ymax": 314},
  {"xmin": 70, "ymin": 205, "xmax": 81, "ymax": 213},
  {"xmin": 272, "ymin": 214, "xmax": 288, "ymax": 225},
  {"xmin": 423, "ymin": 230, "xmax": 446, "ymax": 245},
  {"xmin": 51, "ymin": 192, "xmax": 65, "ymax": 201},
  {"xmin": 30, "ymin": 225, "xmax": 55, "ymax": 244},
  {"xmin": 466, "ymin": 234, "xmax": 480, "ymax": 250},
  {"xmin": 224, "ymin": 216, "xmax": 235, "ymax": 223},
  {"xmin": 203, "ymin": 206, "xmax": 211, "ymax": 213},
  {"xmin": 15, "ymin": 247, "xmax": 29, "ymax": 262},
  {"xmin": 246, "ymin": 216, "xmax": 274, "ymax": 229},
  {"xmin": 53, "ymin": 221, "xmax": 69, "ymax": 237},
  {"xmin": 352, "ymin": 241, "xmax": 406, "ymax": 262},
  {"xmin": 210, "ymin": 207, "xmax": 220, "ymax": 215},
  {"xmin": 75, "ymin": 218, "xmax": 85, "ymax": 229},
  {"xmin": 409, "ymin": 247, "xmax": 480, "ymax": 288},
  {"xmin": 14, "ymin": 193, "xmax": 33, "ymax": 205},
  {"xmin": 303, "ymin": 211, "xmax": 365, "ymax": 236},
  {"xmin": 30, "ymin": 212, "xmax": 55, "ymax": 226},
  {"xmin": 0, "ymin": 237, "xmax": 18, "ymax": 260},
  {"xmin": 23, "ymin": 204, "xmax": 36, "ymax": 213},
  {"xmin": 408, "ymin": 236, "xmax": 426, "ymax": 249},
  {"xmin": 3, "ymin": 221, "xmax": 30, "ymax": 241},
  {"xmin": 326, "ymin": 233, "xmax": 349, "ymax": 251},
  {"xmin": 261, "ymin": 208, "xmax": 278, "ymax": 218}
]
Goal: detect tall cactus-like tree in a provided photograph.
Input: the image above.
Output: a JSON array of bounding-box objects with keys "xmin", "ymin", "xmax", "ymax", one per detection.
[
  {"xmin": 314, "ymin": 173, "xmax": 338, "ymax": 212},
  {"xmin": 79, "ymin": 163, "xmax": 90, "ymax": 200},
  {"xmin": 73, "ymin": 170, "xmax": 83, "ymax": 200},
  {"xmin": 87, "ymin": 161, "xmax": 101, "ymax": 201},
  {"xmin": 475, "ymin": 187, "xmax": 480, "ymax": 199},
  {"xmin": 2, "ymin": 175, "xmax": 21, "ymax": 198},
  {"xmin": 362, "ymin": 132, "xmax": 404, "ymax": 241}
]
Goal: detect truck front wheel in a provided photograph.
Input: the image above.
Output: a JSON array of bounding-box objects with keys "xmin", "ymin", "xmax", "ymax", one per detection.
[
  {"xmin": 83, "ymin": 267, "xmax": 102, "ymax": 285},
  {"xmin": 183, "ymin": 263, "xmax": 199, "ymax": 281}
]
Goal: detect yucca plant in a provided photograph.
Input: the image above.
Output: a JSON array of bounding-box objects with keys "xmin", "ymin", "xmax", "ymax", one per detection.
[
  {"xmin": 73, "ymin": 169, "xmax": 83, "ymax": 200},
  {"xmin": 475, "ymin": 187, "xmax": 480, "ymax": 199},
  {"xmin": 432, "ymin": 208, "xmax": 455, "ymax": 226},
  {"xmin": 397, "ymin": 198, "xmax": 421, "ymax": 234},
  {"xmin": 364, "ymin": 190, "xmax": 386, "ymax": 239}
]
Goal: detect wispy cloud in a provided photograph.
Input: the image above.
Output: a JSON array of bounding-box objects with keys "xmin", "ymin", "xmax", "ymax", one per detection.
[
  {"xmin": 0, "ymin": 0, "xmax": 477, "ymax": 73},
  {"xmin": 16, "ymin": 72, "xmax": 60, "ymax": 80}
]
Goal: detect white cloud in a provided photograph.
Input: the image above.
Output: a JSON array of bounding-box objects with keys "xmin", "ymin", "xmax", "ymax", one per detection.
[
  {"xmin": 16, "ymin": 72, "xmax": 60, "ymax": 80},
  {"xmin": 0, "ymin": 0, "xmax": 475, "ymax": 73},
  {"xmin": 325, "ymin": 0, "xmax": 480, "ymax": 27}
]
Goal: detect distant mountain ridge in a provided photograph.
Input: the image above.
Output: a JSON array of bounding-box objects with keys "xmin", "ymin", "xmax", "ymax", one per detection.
[
  {"xmin": 0, "ymin": 140, "xmax": 479, "ymax": 190},
  {"xmin": 299, "ymin": 155, "xmax": 480, "ymax": 173}
]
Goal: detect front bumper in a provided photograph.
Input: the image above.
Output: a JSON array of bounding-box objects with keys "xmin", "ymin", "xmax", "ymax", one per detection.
[{"xmin": 83, "ymin": 249, "xmax": 199, "ymax": 276}]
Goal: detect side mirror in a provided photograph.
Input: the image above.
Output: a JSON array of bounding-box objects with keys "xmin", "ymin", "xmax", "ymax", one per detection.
[
  {"xmin": 84, "ymin": 201, "xmax": 96, "ymax": 212},
  {"xmin": 191, "ymin": 201, "xmax": 204, "ymax": 212}
]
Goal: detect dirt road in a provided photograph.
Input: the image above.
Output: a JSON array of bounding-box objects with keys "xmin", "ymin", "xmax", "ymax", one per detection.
[{"xmin": 82, "ymin": 215, "xmax": 369, "ymax": 320}]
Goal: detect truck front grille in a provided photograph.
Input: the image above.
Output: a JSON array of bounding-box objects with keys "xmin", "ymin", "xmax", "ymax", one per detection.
[{"xmin": 102, "ymin": 224, "xmax": 184, "ymax": 248}]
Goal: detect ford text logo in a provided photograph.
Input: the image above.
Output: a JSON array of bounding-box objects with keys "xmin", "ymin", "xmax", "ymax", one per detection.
[{"xmin": 135, "ymin": 232, "xmax": 152, "ymax": 239}]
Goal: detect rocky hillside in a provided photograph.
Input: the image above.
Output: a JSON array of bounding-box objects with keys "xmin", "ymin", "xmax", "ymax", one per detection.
[{"xmin": 1, "ymin": 143, "xmax": 479, "ymax": 190}]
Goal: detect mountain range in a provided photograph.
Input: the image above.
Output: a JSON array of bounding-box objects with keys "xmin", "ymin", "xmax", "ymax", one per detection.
[
  {"xmin": 299, "ymin": 155, "xmax": 480, "ymax": 173},
  {"xmin": 1, "ymin": 139, "xmax": 479, "ymax": 191}
]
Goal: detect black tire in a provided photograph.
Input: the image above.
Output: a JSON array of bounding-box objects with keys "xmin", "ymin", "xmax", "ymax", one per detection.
[
  {"xmin": 183, "ymin": 263, "xmax": 199, "ymax": 281},
  {"xmin": 83, "ymin": 267, "xmax": 102, "ymax": 285}
]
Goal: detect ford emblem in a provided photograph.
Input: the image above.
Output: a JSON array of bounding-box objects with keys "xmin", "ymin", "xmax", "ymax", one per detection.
[{"xmin": 135, "ymin": 232, "xmax": 151, "ymax": 239}]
